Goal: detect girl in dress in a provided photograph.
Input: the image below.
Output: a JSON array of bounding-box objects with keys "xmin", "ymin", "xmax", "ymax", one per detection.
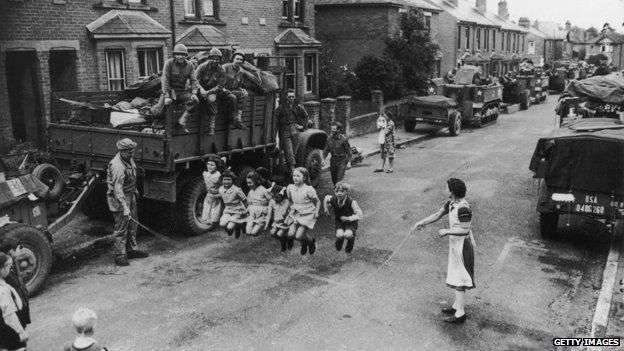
[
  {"xmin": 286, "ymin": 167, "xmax": 321, "ymax": 255},
  {"xmin": 201, "ymin": 155, "xmax": 222, "ymax": 230},
  {"xmin": 267, "ymin": 185, "xmax": 292, "ymax": 251},
  {"xmin": 245, "ymin": 171, "xmax": 271, "ymax": 236},
  {"xmin": 218, "ymin": 171, "xmax": 248, "ymax": 238},
  {"xmin": 374, "ymin": 113, "xmax": 396, "ymax": 173},
  {"xmin": 411, "ymin": 178, "xmax": 475, "ymax": 324}
]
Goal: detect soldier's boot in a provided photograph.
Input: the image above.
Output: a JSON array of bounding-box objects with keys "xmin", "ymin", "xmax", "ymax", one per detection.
[
  {"xmin": 232, "ymin": 110, "xmax": 247, "ymax": 130},
  {"xmin": 177, "ymin": 111, "xmax": 191, "ymax": 133}
]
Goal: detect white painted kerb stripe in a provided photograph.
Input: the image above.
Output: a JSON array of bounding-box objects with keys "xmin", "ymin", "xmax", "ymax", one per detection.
[{"xmin": 590, "ymin": 232, "xmax": 623, "ymax": 338}]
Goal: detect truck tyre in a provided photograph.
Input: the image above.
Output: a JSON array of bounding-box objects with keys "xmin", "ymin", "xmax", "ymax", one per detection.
[
  {"xmin": 0, "ymin": 224, "xmax": 53, "ymax": 297},
  {"xmin": 539, "ymin": 212, "xmax": 559, "ymax": 239},
  {"xmin": 176, "ymin": 175, "xmax": 212, "ymax": 236},
  {"xmin": 520, "ymin": 89, "xmax": 530, "ymax": 110},
  {"xmin": 404, "ymin": 119, "xmax": 416, "ymax": 133},
  {"xmin": 303, "ymin": 148, "xmax": 323, "ymax": 187},
  {"xmin": 82, "ymin": 183, "xmax": 113, "ymax": 222},
  {"xmin": 32, "ymin": 163, "xmax": 64, "ymax": 201},
  {"xmin": 448, "ymin": 112, "xmax": 461, "ymax": 136}
]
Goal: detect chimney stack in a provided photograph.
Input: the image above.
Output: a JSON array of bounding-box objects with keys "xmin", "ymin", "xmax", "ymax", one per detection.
[
  {"xmin": 476, "ymin": 0, "xmax": 486, "ymax": 14},
  {"xmin": 498, "ymin": 0, "xmax": 509, "ymax": 20},
  {"xmin": 518, "ymin": 17, "xmax": 530, "ymax": 28}
]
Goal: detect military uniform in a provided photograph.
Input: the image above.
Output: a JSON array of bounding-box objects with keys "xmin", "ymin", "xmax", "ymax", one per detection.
[
  {"xmin": 275, "ymin": 102, "xmax": 309, "ymax": 170},
  {"xmin": 325, "ymin": 133, "xmax": 351, "ymax": 185},
  {"xmin": 194, "ymin": 61, "xmax": 227, "ymax": 132}
]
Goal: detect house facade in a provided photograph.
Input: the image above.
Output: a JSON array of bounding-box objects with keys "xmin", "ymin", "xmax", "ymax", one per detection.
[
  {"xmin": 315, "ymin": 0, "xmax": 442, "ymax": 76},
  {"xmin": 0, "ymin": 0, "xmax": 173, "ymax": 150},
  {"xmin": 518, "ymin": 17, "xmax": 545, "ymax": 64},
  {"xmin": 173, "ymin": 0, "xmax": 321, "ymax": 101},
  {"xmin": 590, "ymin": 32, "xmax": 624, "ymax": 69},
  {"xmin": 533, "ymin": 20, "xmax": 569, "ymax": 64}
]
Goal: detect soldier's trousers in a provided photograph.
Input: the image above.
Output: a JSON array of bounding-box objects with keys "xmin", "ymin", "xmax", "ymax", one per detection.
[{"xmin": 112, "ymin": 193, "xmax": 138, "ymax": 258}]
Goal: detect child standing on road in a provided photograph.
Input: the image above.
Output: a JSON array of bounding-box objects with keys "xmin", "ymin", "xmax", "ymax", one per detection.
[
  {"xmin": 286, "ymin": 167, "xmax": 321, "ymax": 255},
  {"xmin": 63, "ymin": 308, "xmax": 108, "ymax": 351},
  {"xmin": 267, "ymin": 185, "xmax": 292, "ymax": 251},
  {"xmin": 201, "ymin": 155, "xmax": 222, "ymax": 230},
  {"xmin": 245, "ymin": 171, "xmax": 271, "ymax": 236},
  {"xmin": 323, "ymin": 181, "xmax": 363, "ymax": 253},
  {"xmin": 218, "ymin": 171, "xmax": 248, "ymax": 238},
  {"xmin": 374, "ymin": 113, "xmax": 396, "ymax": 173}
]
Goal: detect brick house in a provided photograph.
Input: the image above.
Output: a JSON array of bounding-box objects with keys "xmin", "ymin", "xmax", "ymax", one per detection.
[
  {"xmin": 589, "ymin": 31, "xmax": 624, "ymax": 69},
  {"xmin": 0, "ymin": 0, "xmax": 173, "ymax": 151},
  {"xmin": 172, "ymin": 0, "xmax": 321, "ymax": 101},
  {"xmin": 430, "ymin": 0, "xmax": 527, "ymax": 78},
  {"xmin": 314, "ymin": 0, "xmax": 443, "ymax": 75},
  {"xmin": 518, "ymin": 17, "xmax": 546, "ymax": 64},
  {"xmin": 533, "ymin": 20, "xmax": 569, "ymax": 64}
]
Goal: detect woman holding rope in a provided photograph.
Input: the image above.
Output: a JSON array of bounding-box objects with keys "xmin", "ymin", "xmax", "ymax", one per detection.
[{"xmin": 411, "ymin": 178, "xmax": 476, "ymax": 324}]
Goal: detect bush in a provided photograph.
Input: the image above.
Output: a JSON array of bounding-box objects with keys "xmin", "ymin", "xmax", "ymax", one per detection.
[
  {"xmin": 353, "ymin": 55, "xmax": 404, "ymax": 100},
  {"xmin": 587, "ymin": 53, "xmax": 608, "ymax": 65},
  {"xmin": 318, "ymin": 45, "xmax": 356, "ymax": 99}
]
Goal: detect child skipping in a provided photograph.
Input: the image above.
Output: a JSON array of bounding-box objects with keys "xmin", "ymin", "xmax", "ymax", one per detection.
[
  {"xmin": 245, "ymin": 171, "xmax": 271, "ymax": 236},
  {"xmin": 201, "ymin": 155, "xmax": 222, "ymax": 230},
  {"xmin": 286, "ymin": 167, "xmax": 320, "ymax": 255},
  {"xmin": 267, "ymin": 185, "xmax": 292, "ymax": 251},
  {"xmin": 218, "ymin": 171, "xmax": 248, "ymax": 238},
  {"xmin": 323, "ymin": 181, "xmax": 363, "ymax": 253}
]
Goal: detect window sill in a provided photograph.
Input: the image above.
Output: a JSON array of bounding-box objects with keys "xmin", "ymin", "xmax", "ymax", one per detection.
[
  {"xmin": 278, "ymin": 20, "xmax": 309, "ymax": 30},
  {"xmin": 179, "ymin": 17, "xmax": 226, "ymax": 26},
  {"xmin": 93, "ymin": 2, "xmax": 158, "ymax": 11}
]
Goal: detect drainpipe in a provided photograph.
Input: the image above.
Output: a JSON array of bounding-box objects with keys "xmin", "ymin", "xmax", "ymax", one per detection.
[{"xmin": 169, "ymin": 0, "xmax": 176, "ymax": 46}]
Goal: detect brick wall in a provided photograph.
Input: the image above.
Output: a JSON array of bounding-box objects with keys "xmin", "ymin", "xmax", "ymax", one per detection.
[
  {"xmin": 437, "ymin": 10, "xmax": 458, "ymax": 75},
  {"xmin": 0, "ymin": 0, "xmax": 171, "ymax": 146}
]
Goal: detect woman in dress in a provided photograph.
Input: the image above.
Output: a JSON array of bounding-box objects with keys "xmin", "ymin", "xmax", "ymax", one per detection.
[
  {"xmin": 286, "ymin": 167, "xmax": 321, "ymax": 255},
  {"xmin": 411, "ymin": 178, "xmax": 475, "ymax": 324},
  {"xmin": 374, "ymin": 113, "xmax": 396, "ymax": 173}
]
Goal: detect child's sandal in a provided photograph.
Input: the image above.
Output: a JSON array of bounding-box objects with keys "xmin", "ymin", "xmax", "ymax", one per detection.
[
  {"xmin": 373, "ymin": 168, "xmax": 384, "ymax": 173},
  {"xmin": 385, "ymin": 168, "xmax": 394, "ymax": 173}
]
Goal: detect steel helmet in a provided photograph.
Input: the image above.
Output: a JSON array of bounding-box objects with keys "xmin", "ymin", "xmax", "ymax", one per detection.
[
  {"xmin": 208, "ymin": 47, "xmax": 222, "ymax": 58},
  {"xmin": 173, "ymin": 44, "xmax": 188, "ymax": 56}
]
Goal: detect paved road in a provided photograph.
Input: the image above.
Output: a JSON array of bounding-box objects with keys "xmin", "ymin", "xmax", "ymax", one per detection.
[{"xmin": 29, "ymin": 97, "xmax": 610, "ymax": 350}]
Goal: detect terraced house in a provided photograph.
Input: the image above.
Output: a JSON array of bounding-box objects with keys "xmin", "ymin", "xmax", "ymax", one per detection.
[{"xmin": 0, "ymin": 0, "xmax": 320, "ymax": 150}]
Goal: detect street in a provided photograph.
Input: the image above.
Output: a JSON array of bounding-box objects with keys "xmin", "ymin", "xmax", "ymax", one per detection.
[{"xmin": 29, "ymin": 97, "xmax": 611, "ymax": 350}]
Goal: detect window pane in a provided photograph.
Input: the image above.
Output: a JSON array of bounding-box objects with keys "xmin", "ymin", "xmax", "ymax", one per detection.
[
  {"xmin": 202, "ymin": 0, "xmax": 214, "ymax": 16},
  {"xmin": 138, "ymin": 49, "xmax": 160, "ymax": 78},
  {"xmin": 294, "ymin": 0, "xmax": 301, "ymax": 19},
  {"xmin": 282, "ymin": 0, "xmax": 289, "ymax": 19},
  {"xmin": 184, "ymin": 0, "xmax": 195, "ymax": 16},
  {"xmin": 128, "ymin": 0, "xmax": 142, "ymax": 3},
  {"xmin": 106, "ymin": 50, "xmax": 125, "ymax": 90}
]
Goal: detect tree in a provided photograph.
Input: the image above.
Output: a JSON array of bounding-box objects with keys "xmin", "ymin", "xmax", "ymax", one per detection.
[
  {"xmin": 383, "ymin": 8, "xmax": 439, "ymax": 94},
  {"xmin": 318, "ymin": 44, "xmax": 356, "ymax": 99},
  {"xmin": 353, "ymin": 55, "xmax": 403, "ymax": 100},
  {"xmin": 586, "ymin": 26, "xmax": 599, "ymax": 41}
]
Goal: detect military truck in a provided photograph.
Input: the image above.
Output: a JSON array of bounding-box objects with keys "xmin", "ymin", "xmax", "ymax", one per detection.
[
  {"xmin": 529, "ymin": 118, "xmax": 624, "ymax": 239},
  {"xmin": 47, "ymin": 88, "xmax": 327, "ymax": 237},
  {"xmin": 405, "ymin": 66, "xmax": 501, "ymax": 133},
  {"xmin": 515, "ymin": 73, "xmax": 549, "ymax": 105}
]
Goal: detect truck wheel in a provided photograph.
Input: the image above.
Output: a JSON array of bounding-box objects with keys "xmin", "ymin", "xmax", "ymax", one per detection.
[
  {"xmin": 176, "ymin": 175, "xmax": 212, "ymax": 236},
  {"xmin": 539, "ymin": 212, "xmax": 559, "ymax": 239},
  {"xmin": 32, "ymin": 163, "xmax": 64, "ymax": 201},
  {"xmin": 404, "ymin": 119, "xmax": 416, "ymax": 133},
  {"xmin": 448, "ymin": 112, "xmax": 461, "ymax": 136},
  {"xmin": 303, "ymin": 148, "xmax": 323, "ymax": 187},
  {"xmin": 82, "ymin": 183, "xmax": 113, "ymax": 222},
  {"xmin": 520, "ymin": 89, "xmax": 530, "ymax": 110},
  {"xmin": 0, "ymin": 224, "xmax": 53, "ymax": 297}
]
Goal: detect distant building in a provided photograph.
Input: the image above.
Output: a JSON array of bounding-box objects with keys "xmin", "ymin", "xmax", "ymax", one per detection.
[
  {"xmin": 518, "ymin": 17, "xmax": 545, "ymax": 64},
  {"xmin": 590, "ymin": 31, "xmax": 624, "ymax": 68},
  {"xmin": 533, "ymin": 20, "xmax": 569, "ymax": 64}
]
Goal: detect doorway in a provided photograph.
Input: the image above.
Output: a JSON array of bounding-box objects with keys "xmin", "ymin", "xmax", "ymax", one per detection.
[
  {"xmin": 5, "ymin": 51, "xmax": 44, "ymax": 145},
  {"xmin": 49, "ymin": 50, "xmax": 78, "ymax": 92}
]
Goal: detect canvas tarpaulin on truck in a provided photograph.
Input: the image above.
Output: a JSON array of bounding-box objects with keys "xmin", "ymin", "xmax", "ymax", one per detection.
[{"xmin": 560, "ymin": 73, "xmax": 624, "ymax": 103}]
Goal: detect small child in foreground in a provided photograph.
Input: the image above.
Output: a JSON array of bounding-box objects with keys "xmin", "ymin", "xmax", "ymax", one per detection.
[
  {"xmin": 218, "ymin": 171, "xmax": 248, "ymax": 238},
  {"xmin": 323, "ymin": 181, "xmax": 363, "ymax": 253},
  {"xmin": 267, "ymin": 185, "xmax": 292, "ymax": 251},
  {"xmin": 63, "ymin": 308, "xmax": 108, "ymax": 351}
]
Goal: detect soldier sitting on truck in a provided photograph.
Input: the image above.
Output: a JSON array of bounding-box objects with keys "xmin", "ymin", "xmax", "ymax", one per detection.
[
  {"xmin": 194, "ymin": 48, "xmax": 244, "ymax": 134},
  {"xmin": 160, "ymin": 44, "xmax": 199, "ymax": 133},
  {"xmin": 222, "ymin": 52, "xmax": 262, "ymax": 130}
]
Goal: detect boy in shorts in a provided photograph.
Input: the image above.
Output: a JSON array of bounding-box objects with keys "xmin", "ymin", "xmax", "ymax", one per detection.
[{"xmin": 323, "ymin": 181, "xmax": 363, "ymax": 253}]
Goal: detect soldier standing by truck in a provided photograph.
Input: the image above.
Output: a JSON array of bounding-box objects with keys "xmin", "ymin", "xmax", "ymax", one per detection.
[
  {"xmin": 275, "ymin": 89, "xmax": 311, "ymax": 175},
  {"xmin": 107, "ymin": 138, "xmax": 149, "ymax": 267},
  {"xmin": 160, "ymin": 44, "xmax": 199, "ymax": 133},
  {"xmin": 223, "ymin": 52, "xmax": 261, "ymax": 130},
  {"xmin": 194, "ymin": 48, "xmax": 233, "ymax": 134}
]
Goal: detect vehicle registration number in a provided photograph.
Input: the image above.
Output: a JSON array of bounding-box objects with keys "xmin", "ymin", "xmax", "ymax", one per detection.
[{"xmin": 575, "ymin": 204, "xmax": 605, "ymax": 215}]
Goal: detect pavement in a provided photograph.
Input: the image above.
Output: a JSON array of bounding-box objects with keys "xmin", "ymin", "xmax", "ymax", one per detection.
[{"xmin": 36, "ymin": 98, "xmax": 624, "ymax": 350}]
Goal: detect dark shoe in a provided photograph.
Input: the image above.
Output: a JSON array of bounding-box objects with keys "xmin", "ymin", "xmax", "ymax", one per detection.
[
  {"xmin": 345, "ymin": 239, "xmax": 355, "ymax": 253},
  {"xmin": 300, "ymin": 241, "xmax": 308, "ymax": 255},
  {"xmin": 441, "ymin": 307, "xmax": 456, "ymax": 315},
  {"xmin": 127, "ymin": 250, "xmax": 149, "ymax": 259},
  {"xmin": 280, "ymin": 237, "xmax": 287, "ymax": 252},
  {"xmin": 114, "ymin": 257, "xmax": 129, "ymax": 266},
  {"xmin": 226, "ymin": 228, "xmax": 234, "ymax": 236},
  {"xmin": 308, "ymin": 238, "xmax": 316, "ymax": 255},
  {"xmin": 287, "ymin": 238, "xmax": 295, "ymax": 250},
  {"xmin": 335, "ymin": 238, "xmax": 345, "ymax": 251},
  {"xmin": 373, "ymin": 168, "xmax": 384, "ymax": 173},
  {"xmin": 235, "ymin": 227, "xmax": 242, "ymax": 239},
  {"xmin": 444, "ymin": 314, "xmax": 466, "ymax": 324}
]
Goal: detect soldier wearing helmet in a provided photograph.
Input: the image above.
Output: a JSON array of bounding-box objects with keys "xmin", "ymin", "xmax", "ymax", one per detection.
[
  {"xmin": 222, "ymin": 52, "xmax": 261, "ymax": 130},
  {"xmin": 193, "ymin": 47, "xmax": 234, "ymax": 134},
  {"xmin": 160, "ymin": 44, "xmax": 199, "ymax": 133}
]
